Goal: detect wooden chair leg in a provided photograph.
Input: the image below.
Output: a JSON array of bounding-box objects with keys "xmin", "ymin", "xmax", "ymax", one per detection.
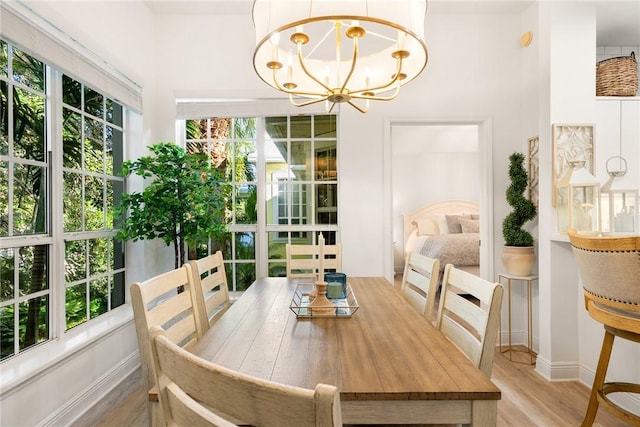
[{"xmin": 582, "ymin": 330, "xmax": 615, "ymax": 427}]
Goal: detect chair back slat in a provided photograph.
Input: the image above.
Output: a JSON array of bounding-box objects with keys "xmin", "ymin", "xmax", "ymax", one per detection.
[
  {"xmin": 437, "ymin": 264, "xmax": 503, "ymax": 377},
  {"xmin": 131, "ymin": 266, "xmax": 202, "ymax": 393},
  {"xmin": 187, "ymin": 251, "xmax": 231, "ymax": 331},
  {"xmin": 151, "ymin": 326, "xmax": 342, "ymax": 427},
  {"xmin": 400, "ymin": 252, "xmax": 440, "ymax": 321}
]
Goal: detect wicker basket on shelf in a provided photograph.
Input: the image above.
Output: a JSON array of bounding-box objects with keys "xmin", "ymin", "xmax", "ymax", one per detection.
[{"xmin": 596, "ymin": 51, "xmax": 638, "ymax": 96}]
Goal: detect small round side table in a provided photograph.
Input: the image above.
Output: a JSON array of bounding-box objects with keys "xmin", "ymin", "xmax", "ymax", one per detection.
[{"xmin": 498, "ymin": 273, "xmax": 537, "ymax": 365}]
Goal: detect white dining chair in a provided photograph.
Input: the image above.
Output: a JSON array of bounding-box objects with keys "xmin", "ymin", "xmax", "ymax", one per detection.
[
  {"xmin": 186, "ymin": 250, "xmax": 231, "ymax": 332},
  {"xmin": 400, "ymin": 251, "xmax": 440, "ymax": 323},
  {"xmin": 130, "ymin": 265, "xmax": 204, "ymax": 427},
  {"xmin": 436, "ymin": 264, "xmax": 504, "ymax": 377},
  {"xmin": 150, "ymin": 325, "xmax": 343, "ymax": 427},
  {"xmin": 285, "ymin": 243, "xmax": 342, "ymax": 278}
]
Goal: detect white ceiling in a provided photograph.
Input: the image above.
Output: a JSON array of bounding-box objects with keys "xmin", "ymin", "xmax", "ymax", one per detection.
[{"xmin": 143, "ymin": 0, "xmax": 640, "ymax": 46}]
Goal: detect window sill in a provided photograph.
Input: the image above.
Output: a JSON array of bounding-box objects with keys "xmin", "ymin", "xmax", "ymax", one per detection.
[{"xmin": 0, "ymin": 305, "xmax": 134, "ymax": 396}]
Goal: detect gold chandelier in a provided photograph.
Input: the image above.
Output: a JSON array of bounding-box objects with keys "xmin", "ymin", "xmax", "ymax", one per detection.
[{"xmin": 252, "ymin": 0, "xmax": 428, "ymax": 113}]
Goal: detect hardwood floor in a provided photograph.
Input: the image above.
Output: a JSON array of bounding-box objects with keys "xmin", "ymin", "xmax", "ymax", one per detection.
[{"xmin": 72, "ymin": 346, "xmax": 630, "ymax": 427}]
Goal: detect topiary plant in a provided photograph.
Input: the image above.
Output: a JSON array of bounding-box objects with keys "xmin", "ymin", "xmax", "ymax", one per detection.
[{"xmin": 502, "ymin": 152, "xmax": 537, "ymax": 246}]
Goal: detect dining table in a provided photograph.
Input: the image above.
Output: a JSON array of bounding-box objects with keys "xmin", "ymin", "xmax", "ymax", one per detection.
[{"xmin": 189, "ymin": 276, "xmax": 501, "ymax": 425}]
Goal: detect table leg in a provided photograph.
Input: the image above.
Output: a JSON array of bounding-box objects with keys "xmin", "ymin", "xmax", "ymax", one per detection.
[{"xmin": 472, "ymin": 400, "xmax": 497, "ymax": 426}]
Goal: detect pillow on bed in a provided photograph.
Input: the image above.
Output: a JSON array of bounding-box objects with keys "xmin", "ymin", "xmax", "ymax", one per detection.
[
  {"xmin": 445, "ymin": 214, "xmax": 471, "ymax": 234},
  {"xmin": 460, "ymin": 217, "xmax": 480, "ymax": 233},
  {"xmin": 413, "ymin": 218, "xmax": 440, "ymax": 236},
  {"xmin": 470, "ymin": 213, "xmax": 480, "ymax": 220}
]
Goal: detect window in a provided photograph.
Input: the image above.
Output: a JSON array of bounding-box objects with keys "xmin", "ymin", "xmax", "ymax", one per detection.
[
  {"xmin": 183, "ymin": 114, "xmax": 338, "ymax": 287},
  {"xmin": 0, "ymin": 40, "xmax": 127, "ymax": 361}
]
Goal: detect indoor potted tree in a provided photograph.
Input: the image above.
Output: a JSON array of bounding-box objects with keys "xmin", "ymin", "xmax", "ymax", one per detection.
[
  {"xmin": 115, "ymin": 142, "xmax": 230, "ymax": 269},
  {"xmin": 502, "ymin": 152, "xmax": 537, "ymax": 276}
]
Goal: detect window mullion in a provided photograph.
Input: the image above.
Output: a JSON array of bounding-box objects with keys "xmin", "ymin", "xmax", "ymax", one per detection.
[{"xmin": 49, "ymin": 68, "xmax": 66, "ymax": 339}]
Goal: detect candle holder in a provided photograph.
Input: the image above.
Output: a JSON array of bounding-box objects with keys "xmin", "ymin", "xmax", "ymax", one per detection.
[{"xmin": 309, "ymin": 281, "xmax": 336, "ymax": 315}]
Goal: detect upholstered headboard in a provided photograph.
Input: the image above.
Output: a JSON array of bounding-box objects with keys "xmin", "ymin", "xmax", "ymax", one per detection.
[{"xmin": 402, "ymin": 200, "xmax": 479, "ymax": 253}]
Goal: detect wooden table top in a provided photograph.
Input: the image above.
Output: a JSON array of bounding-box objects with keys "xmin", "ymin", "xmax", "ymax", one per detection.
[{"xmin": 190, "ymin": 276, "xmax": 501, "ymax": 403}]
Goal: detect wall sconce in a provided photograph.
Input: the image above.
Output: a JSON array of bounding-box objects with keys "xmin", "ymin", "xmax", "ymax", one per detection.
[
  {"xmin": 601, "ymin": 156, "xmax": 638, "ymax": 233},
  {"xmin": 557, "ymin": 160, "xmax": 601, "ymax": 234}
]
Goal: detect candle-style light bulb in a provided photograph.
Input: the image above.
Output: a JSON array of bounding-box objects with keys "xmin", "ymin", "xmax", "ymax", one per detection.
[
  {"xmin": 287, "ymin": 51, "xmax": 293, "ymax": 81},
  {"xmin": 270, "ymin": 32, "xmax": 280, "ymax": 61},
  {"xmin": 397, "ymin": 30, "xmax": 406, "ymax": 50}
]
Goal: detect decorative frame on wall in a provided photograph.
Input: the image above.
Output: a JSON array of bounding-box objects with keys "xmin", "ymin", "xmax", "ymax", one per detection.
[
  {"xmin": 528, "ymin": 136, "xmax": 539, "ymax": 207},
  {"xmin": 551, "ymin": 124, "xmax": 595, "ymax": 207}
]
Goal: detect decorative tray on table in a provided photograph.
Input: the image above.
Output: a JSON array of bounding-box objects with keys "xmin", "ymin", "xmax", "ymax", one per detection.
[{"xmin": 289, "ymin": 283, "xmax": 359, "ymax": 318}]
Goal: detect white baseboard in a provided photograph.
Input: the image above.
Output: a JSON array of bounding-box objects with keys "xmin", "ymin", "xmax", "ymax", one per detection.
[
  {"xmin": 534, "ymin": 354, "xmax": 580, "ymax": 381},
  {"xmin": 39, "ymin": 352, "xmax": 140, "ymax": 427}
]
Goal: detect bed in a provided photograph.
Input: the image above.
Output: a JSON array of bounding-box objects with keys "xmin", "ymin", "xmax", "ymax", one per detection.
[{"xmin": 403, "ymin": 200, "xmax": 480, "ymax": 277}]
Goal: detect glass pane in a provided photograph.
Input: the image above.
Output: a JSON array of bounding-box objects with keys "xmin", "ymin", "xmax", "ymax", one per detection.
[
  {"xmin": 234, "ymin": 263, "xmax": 255, "ymax": 291},
  {"xmin": 111, "ymin": 272, "xmax": 125, "ymax": 309},
  {"xmin": 65, "ymin": 240, "xmax": 87, "ymax": 283},
  {"xmin": 235, "ymin": 232, "xmax": 255, "ymax": 260},
  {"xmin": 13, "ymin": 87, "xmax": 45, "ymax": 161},
  {"xmin": 185, "ymin": 119, "xmax": 207, "ymax": 140},
  {"xmin": 84, "ymin": 117, "xmax": 103, "ymax": 173},
  {"xmin": 89, "ymin": 238, "xmax": 107, "ymax": 276},
  {"xmin": 1, "ymin": 81, "xmax": 7, "ymax": 155},
  {"xmin": 18, "ymin": 245, "xmax": 49, "ymax": 294},
  {"xmin": 265, "ymin": 116, "xmax": 288, "ymax": 139},
  {"xmin": 0, "ymin": 162, "xmax": 7, "ymax": 236},
  {"xmin": 211, "ymin": 234, "xmax": 232, "ymax": 261},
  {"xmin": 111, "ymin": 179, "xmax": 124, "ymax": 229},
  {"xmin": 89, "ymin": 277, "xmax": 108, "ymax": 319},
  {"xmin": 13, "ymin": 164, "xmax": 46, "ymax": 235},
  {"xmin": 268, "ymin": 262, "xmax": 286, "ymax": 278},
  {"xmin": 63, "ymin": 171, "xmax": 83, "ymax": 232},
  {"xmin": 112, "ymin": 238, "xmax": 125, "ymax": 270},
  {"xmin": 0, "ymin": 40, "xmax": 7, "ymax": 78},
  {"xmin": 314, "ymin": 114, "xmax": 337, "ymax": 138},
  {"xmin": 105, "ymin": 99, "xmax": 122, "ymax": 126},
  {"xmin": 12, "ymin": 47, "xmax": 45, "ymax": 92},
  {"xmin": 234, "ymin": 184, "xmax": 257, "ymax": 224},
  {"xmin": 233, "ymin": 117, "xmax": 257, "ymax": 139},
  {"xmin": 66, "ymin": 284, "xmax": 87, "ymax": 329},
  {"xmin": 63, "ymin": 108, "xmax": 82, "ymax": 169},
  {"xmin": 1, "ymin": 247, "xmax": 15, "ymax": 302},
  {"xmin": 19, "ymin": 295, "xmax": 48, "ymax": 351},
  {"xmin": 316, "ymin": 183, "xmax": 338, "ymax": 225},
  {"xmin": 85, "ymin": 175, "xmax": 104, "ymax": 230},
  {"xmin": 267, "ymin": 231, "xmax": 286, "ymax": 260},
  {"xmin": 106, "ymin": 126, "xmax": 123, "ymax": 176},
  {"xmin": 235, "ymin": 140, "xmax": 257, "ymax": 183},
  {"xmin": 290, "ymin": 140, "xmax": 311, "ymax": 180},
  {"xmin": 106, "ymin": 180, "xmax": 114, "ymax": 228},
  {"xmin": 290, "ymin": 115, "xmax": 311, "ymax": 138},
  {"xmin": 84, "ymin": 87, "xmax": 103, "ymax": 118},
  {"xmin": 62, "ymin": 75, "xmax": 81, "ymax": 109},
  {"xmin": 266, "ymin": 182, "xmax": 283, "ymax": 226},
  {"xmin": 315, "ymin": 145, "xmax": 337, "ymax": 180},
  {"xmin": 265, "ymin": 139, "xmax": 288, "ymax": 182},
  {"xmin": 0, "ymin": 305, "xmax": 14, "ymax": 360}
]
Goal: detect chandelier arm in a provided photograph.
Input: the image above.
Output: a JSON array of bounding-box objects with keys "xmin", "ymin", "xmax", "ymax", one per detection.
[
  {"xmin": 288, "ymin": 94, "xmax": 330, "ymax": 108},
  {"xmin": 271, "ymin": 68, "xmax": 329, "ymax": 97},
  {"xmin": 351, "ymin": 84, "xmax": 401, "ymax": 101},
  {"xmin": 297, "ymin": 44, "xmax": 333, "ymax": 93},
  {"xmin": 353, "ymin": 57, "xmax": 404, "ymax": 95},
  {"xmin": 338, "ymin": 36, "xmax": 360, "ymax": 94},
  {"xmin": 346, "ymin": 99, "xmax": 368, "ymax": 113}
]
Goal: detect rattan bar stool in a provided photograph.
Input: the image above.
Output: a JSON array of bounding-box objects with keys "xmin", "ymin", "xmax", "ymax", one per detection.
[{"xmin": 568, "ymin": 231, "xmax": 640, "ymax": 427}]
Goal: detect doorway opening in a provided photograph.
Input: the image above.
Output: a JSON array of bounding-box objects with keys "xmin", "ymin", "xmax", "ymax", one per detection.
[{"xmin": 383, "ymin": 118, "xmax": 494, "ymax": 284}]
